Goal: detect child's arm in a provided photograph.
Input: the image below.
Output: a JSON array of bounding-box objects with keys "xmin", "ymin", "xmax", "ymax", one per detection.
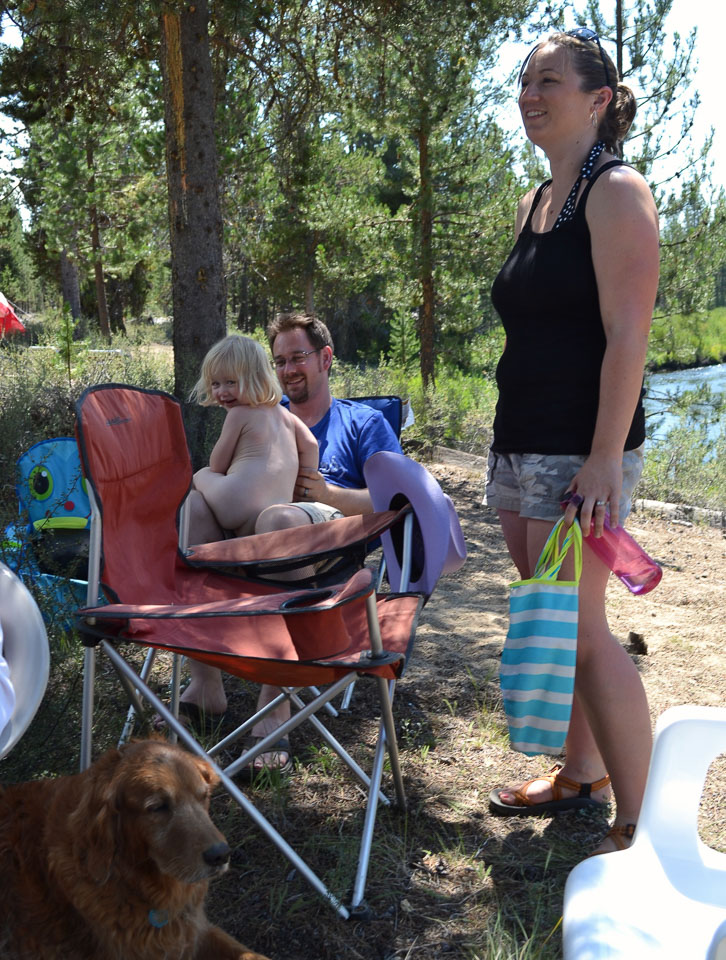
[
  {"xmin": 293, "ymin": 416, "xmax": 319, "ymax": 471},
  {"xmin": 209, "ymin": 407, "xmax": 247, "ymax": 473}
]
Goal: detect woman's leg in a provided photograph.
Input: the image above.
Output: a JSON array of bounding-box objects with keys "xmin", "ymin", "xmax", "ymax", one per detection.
[{"xmin": 571, "ymin": 546, "xmax": 652, "ymax": 848}]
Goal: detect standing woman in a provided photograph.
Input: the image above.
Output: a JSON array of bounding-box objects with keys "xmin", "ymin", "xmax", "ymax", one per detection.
[{"xmin": 485, "ymin": 30, "xmax": 659, "ymax": 854}]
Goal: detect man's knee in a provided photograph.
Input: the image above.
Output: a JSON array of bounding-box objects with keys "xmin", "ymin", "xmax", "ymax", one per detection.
[{"xmin": 255, "ymin": 503, "xmax": 311, "ymax": 534}]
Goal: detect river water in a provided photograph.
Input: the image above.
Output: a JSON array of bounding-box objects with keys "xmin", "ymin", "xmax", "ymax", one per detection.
[{"xmin": 644, "ymin": 362, "xmax": 726, "ymax": 444}]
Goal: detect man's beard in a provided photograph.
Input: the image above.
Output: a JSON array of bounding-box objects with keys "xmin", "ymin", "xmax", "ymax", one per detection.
[{"xmin": 282, "ymin": 375, "xmax": 309, "ymax": 404}]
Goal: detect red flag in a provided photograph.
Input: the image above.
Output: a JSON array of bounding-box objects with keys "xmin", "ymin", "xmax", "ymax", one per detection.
[{"xmin": 0, "ymin": 292, "xmax": 25, "ymax": 337}]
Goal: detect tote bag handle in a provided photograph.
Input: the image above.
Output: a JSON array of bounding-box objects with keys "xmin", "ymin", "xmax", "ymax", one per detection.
[{"xmin": 533, "ymin": 517, "xmax": 582, "ymax": 583}]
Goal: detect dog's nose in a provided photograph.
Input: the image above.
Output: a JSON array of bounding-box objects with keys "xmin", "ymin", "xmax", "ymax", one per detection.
[{"xmin": 203, "ymin": 841, "xmax": 231, "ymax": 868}]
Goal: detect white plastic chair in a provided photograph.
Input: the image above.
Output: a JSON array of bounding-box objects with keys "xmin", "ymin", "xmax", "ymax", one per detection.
[
  {"xmin": 563, "ymin": 705, "xmax": 726, "ymax": 959},
  {"xmin": 0, "ymin": 561, "xmax": 50, "ymax": 759}
]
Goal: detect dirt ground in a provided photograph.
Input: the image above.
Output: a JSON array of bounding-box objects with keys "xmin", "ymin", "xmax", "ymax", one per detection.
[
  {"xmin": 422, "ymin": 452, "xmax": 726, "ymax": 848},
  {"xmin": 228, "ymin": 452, "xmax": 726, "ymax": 959},
  {"xmin": 3, "ymin": 450, "xmax": 725, "ymax": 959}
]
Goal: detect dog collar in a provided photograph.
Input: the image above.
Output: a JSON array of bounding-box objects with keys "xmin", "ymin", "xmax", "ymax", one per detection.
[{"xmin": 148, "ymin": 908, "xmax": 170, "ymax": 928}]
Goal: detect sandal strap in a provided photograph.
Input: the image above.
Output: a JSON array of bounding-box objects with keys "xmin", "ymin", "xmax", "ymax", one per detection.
[
  {"xmin": 605, "ymin": 823, "xmax": 636, "ymax": 850},
  {"xmin": 553, "ymin": 771, "xmax": 610, "ymax": 800},
  {"xmin": 588, "ymin": 822, "xmax": 637, "ymax": 857},
  {"xmin": 511, "ymin": 770, "xmax": 611, "ymax": 807},
  {"xmin": 512, "ymin": 772, "xmax": 558, "ymax": 807}
]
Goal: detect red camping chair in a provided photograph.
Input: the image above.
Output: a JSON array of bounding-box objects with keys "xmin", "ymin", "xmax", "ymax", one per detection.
[{"xmin": 74, "ymin": 383, "xmax": 426, "ymax": 918}]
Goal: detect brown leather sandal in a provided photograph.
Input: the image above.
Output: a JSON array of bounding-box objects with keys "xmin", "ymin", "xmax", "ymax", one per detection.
[
  {"xmin": 489, "ymin": 766, "xmax": 611, "ymax": 816},
  {"xmin": 589, "ymin": 823, "xmax": 636, "ymax": 856}
]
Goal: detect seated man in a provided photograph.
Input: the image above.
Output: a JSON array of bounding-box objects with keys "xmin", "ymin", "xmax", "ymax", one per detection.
[{"xmin": 182, "ymin": 311, "xmax": 402, "ymax": 772}]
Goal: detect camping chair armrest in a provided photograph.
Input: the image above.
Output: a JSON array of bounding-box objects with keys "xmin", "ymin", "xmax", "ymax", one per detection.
[
  {"xmin": 77, "ymin": 566, "xmax": 375, "ymax": 622},
  {"xmin": 185, "ymin": 507, "xmax": 409, "ymax": 576}
]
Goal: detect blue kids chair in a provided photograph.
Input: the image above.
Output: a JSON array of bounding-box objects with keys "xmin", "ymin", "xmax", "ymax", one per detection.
[{"xmin": 4, "ymin": 438, "xmax": 91, "ymax": 629}]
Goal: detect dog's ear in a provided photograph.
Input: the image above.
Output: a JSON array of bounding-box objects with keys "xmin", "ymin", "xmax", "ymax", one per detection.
[
  {"xmin": 192, "ymin": 754, "xmax": 220, "ymax": 791},
  {"xmin": 67, "ymin": 748, "xmax": 123, "ymax": 884}
]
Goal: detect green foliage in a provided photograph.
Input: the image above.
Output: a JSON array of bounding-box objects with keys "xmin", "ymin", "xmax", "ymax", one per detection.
[
  {"xmin": 0, "ymin": 179, "xmax": 38, "ymax": 305},
  {"xmin": 641, "ymin": 385, "xmax": 726, "ymax": 510},
  {"xmin": 641, "ymin": 425, "xmax": 726, "ymax": 511},
  {"xmin": 331, "ymin": 356, "xmax": 497, "ymax": 455},
  {"xmin": 583, "ymin": 0, "xmax": 726, "ymax": 320},
  {"xmin": 0, "ymin": 333, "xmax": 173, "ymax": 531},
  {"xmin": 387, "ymin": 310, "xmax": 420, "ymax": 372},
  {"xmin": 647, "ymin": 306, "xmax": 726, "ymax": 369}
]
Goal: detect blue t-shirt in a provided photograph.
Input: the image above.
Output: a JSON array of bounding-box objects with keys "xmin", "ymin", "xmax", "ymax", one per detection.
[{"xmin": 283, "ymin": 397, "xmax": 402, "ymax": 489}]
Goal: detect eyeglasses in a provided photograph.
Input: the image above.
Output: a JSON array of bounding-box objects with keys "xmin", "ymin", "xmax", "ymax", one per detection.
[
  {"xmin": 271, "ymin": 348, "xmax": 321, "ymax": 370},
  {"xmin": 566, "ymin": 27, "xmax": 611, "ymax": 89}
]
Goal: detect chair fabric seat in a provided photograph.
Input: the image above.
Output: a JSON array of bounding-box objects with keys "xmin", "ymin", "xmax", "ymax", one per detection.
[{"xmin": 81, "ymin": 564, "xmax": 421, "ymax": 686}]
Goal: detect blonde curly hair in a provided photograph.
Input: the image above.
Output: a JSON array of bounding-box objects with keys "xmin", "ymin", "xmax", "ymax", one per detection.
[{"xmin": 190, "ymin": 335, "xmax": 282, "ymax": 407}]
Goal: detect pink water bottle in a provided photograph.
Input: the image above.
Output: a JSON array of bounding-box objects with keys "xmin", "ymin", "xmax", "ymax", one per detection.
[{"xmin": 561, "ymin": 494, "xmax": 663, "ymax": 595}]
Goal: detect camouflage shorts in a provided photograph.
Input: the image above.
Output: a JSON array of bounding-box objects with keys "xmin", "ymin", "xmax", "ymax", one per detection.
[
  {"xmin": 483, "ymin": 447, "xmax": 644, "ymax": 522},
  {"xmin": 293, "ymin": 501, "xmax": 344, "ymax": 525}
]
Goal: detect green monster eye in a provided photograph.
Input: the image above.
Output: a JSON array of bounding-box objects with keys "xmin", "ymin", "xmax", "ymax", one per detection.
[{"xmin": 29, "ymin": 465, "xmax": 53, "ymax": 501}]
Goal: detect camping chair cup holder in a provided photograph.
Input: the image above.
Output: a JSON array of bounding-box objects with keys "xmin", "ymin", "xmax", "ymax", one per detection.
[{"xmin": 73, "ymin": 383, "xmax": 465, "ymax": 919}]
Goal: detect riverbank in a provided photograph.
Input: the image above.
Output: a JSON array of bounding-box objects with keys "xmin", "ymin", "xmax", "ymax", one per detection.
[
  {"xmin": 647, "ymin": 353, "xmax": 726, "ymax": 373},
  {"xmin": 647, "ymin": 305, "xmax": 726, "ymax": 371}
]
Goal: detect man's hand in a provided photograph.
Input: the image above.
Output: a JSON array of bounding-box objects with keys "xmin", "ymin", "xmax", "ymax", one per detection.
[
  {"xmin": 294, "ymin": 467, "xmax": 326, "ymax": 504},
  {"xmin": 294, "ymin": 467, "xmax": 374, "ymax": 516}
]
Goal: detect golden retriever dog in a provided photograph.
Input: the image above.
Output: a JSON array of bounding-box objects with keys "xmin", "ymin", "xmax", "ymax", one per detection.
[{"xmin": 0, "ymin": 739, "xmax": 269, "ymax": 960}]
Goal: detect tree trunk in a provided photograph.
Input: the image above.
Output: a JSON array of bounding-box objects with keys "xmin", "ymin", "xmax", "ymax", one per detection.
[
  {"xmin": 303, "ymin": 230, "xmax": 317, "ymax": 314},
  {"xmin": 160, "ymin": 0, "xmax": 226, "ymax": 465},
  {"xmin": 616, "ymin": 0, "xmax": 623, "ymax": 81},
  {"xmin": 59, "ymin": 249, "xmax": 81, "ymax": 321},
  {"xmin": 105, "ymin": 275, "xmax": 128, "ymax": 336},
  {"xmin": 86, "ymin": 141, "xmax": 111, "ymax": 341},
  {"xmin": 418, "ymin": 116, "xmax": 435, "ymax": 389}
]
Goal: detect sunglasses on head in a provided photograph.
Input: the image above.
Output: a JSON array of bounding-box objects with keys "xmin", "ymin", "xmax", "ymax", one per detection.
[
  {"xmin": 566, "ymin": 27, "xmax": 611, "ymax": 88},
  {"xmin": 518, "ymin": 27, "xmax": 611, "ymax": 88}
]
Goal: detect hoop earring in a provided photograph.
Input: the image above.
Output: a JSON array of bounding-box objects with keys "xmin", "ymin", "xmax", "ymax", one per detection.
[{"xmin": 591, "ymin": 110, "xmax": 599, "ymax": 128}]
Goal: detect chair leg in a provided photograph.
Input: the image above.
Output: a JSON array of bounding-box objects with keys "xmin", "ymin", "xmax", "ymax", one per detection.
[
  {"xmin": 100, "ymin": 641, "xmax": 352, "ymax": 919},
  {"xmin": 168, "ymin": 653, "xmax": 182, "ymax": 746},
  {"xmin": 287, "ymin": 687, "xmax": 389, "ymax": 804},
  {"xmin": 206, "ymin": 687, "xmax": 295, "ymax": 758},
  {"xmin": 337, "ymin": 557, "xmax": 389, "ymax": 714},
  {"xmin": 117, "ymin": 647, "xmax": 158, "ymax": 747},
  {"xmin": 351, "ymin": 677, "xmax": 406, "ymax": 912},
  {"xmin": 80, "ymin": 645, "xmax": 96, "ymax": 771},
  {"xmin": 377, "ymin": 678, "xmax": 406, "ymax": 808},
  {"xmin": 222, "ymin": 677, "xmax": 355, "ymax": 779},
  {"xmin": 306, "ymin": 684, "xmax": 339, "ymax": 716}
]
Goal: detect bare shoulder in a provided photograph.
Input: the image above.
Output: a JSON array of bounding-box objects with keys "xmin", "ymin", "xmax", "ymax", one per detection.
[
  {"xmin": 224, "ymin": 404, "xmax": 254, "ymax": 425},
  {"xmin": 518, "ymin": 185, "xmax": 539, "ymax": 210},
  {"xmin": 514, "ymin": 186, "xmax": 538, "ymax": 235},
  {"xmin": 587, "ymin": 163, "xmax": 658, "ymax": 224},
  {"xmin": 277, "ymin": 403, "xmax": 295, "ymax": 424}
]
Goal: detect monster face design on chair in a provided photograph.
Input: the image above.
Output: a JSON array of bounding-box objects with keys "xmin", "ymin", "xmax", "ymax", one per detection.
[{"xmin": 17, "ymin": 437, "xmax": 91, "ymax": 535}]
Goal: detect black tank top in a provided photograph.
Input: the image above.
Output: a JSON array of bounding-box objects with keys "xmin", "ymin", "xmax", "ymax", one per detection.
[{"xmin": 490, "ymin": 159, "xmax": 645, "ymax": 455}]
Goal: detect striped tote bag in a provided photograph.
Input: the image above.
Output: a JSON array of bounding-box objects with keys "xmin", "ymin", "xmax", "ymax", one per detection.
[{"xmin": 501, "ymin": 517, "xmax": 582, "ymax": 756}]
